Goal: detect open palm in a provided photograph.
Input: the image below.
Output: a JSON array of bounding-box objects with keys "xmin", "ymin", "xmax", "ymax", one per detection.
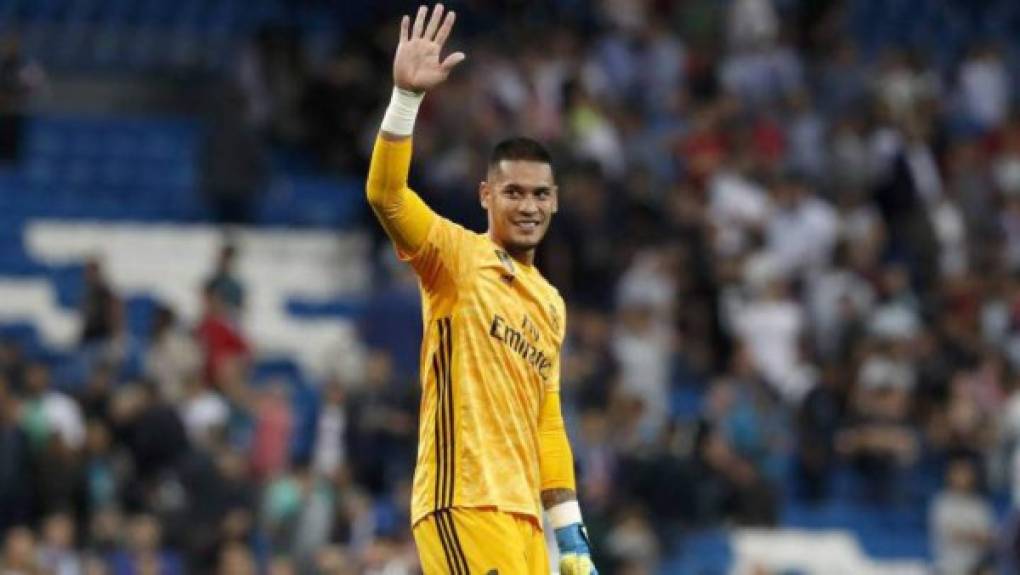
[{"xmin": 394, "ymin": 4, "xmax": 465, "ymax": 93}]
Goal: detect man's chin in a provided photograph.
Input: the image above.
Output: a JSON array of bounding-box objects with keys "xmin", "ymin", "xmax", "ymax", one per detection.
[{"xmin": 505, "ymin": 235, "xmax": 543, "ymax": 253}]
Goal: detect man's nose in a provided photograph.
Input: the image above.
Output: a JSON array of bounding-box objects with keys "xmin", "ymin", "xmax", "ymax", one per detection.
[{"xmin": 518, "ymin": 195, "xmax": 538, "ymax": 213}]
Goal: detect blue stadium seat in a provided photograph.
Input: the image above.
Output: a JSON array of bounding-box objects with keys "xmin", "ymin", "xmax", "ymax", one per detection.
[
  {"xmin": 124, "ymin": 295, "xmax": 158, "ymax": 340},
  {"xmin": 286, "ymin": 297, "xmax": 363, "ymax": 319},
  {"xmin": 19, "ymin": 115, "xmax": 203, "ymax": 220},
  {"xmin": 664, "ymin": 530, "xmax": 732, "ymax": 574}
]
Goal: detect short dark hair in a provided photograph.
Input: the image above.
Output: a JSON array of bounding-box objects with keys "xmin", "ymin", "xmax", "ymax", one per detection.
[{"xmin": 489, "ymin": 137, "xmax": 552, "ymax": 170}]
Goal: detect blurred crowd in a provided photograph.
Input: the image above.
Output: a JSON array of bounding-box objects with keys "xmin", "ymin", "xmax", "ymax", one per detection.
[
  {"xmin": 4, "ymin": 0, "xmax": 1020, "ymax": 574},
  {"xmin": 1, "ymin": 242, "xmax": 423, "ymax": 575}
]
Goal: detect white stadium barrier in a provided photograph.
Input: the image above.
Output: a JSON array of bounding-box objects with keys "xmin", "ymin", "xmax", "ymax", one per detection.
[
  {"xmin": 731, "ymin": 529, "xmax": 928, "ymax": 575},
  {"xmin": 13, "ymin": 220, "xmax": 372, "ymax": 378}
]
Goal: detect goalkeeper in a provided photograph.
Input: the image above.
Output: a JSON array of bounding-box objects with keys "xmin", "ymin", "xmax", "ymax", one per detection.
[{"xmin": 365, "ymin": 4, "xmax": 598, "ymax": 574}]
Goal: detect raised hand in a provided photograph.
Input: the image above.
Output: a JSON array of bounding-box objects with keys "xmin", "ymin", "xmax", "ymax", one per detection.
[{"xmin": 393, "ymin": 4, "xmax": 465, "ymax": 93}]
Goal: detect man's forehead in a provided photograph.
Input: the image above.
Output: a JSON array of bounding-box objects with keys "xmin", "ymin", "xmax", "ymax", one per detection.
[{"xmin": 488, "ymin": 160, "xmax": 555, "ymax": 186}]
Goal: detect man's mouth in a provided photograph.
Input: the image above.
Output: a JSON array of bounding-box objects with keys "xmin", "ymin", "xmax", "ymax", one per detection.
[{"xmin": 514, "ymin": 220, "xmax": 540, "ymax": 232}]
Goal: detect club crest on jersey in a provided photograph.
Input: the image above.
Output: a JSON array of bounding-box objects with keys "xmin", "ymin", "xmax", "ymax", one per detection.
[
  {"xmin": 548, "ymin": 302, "xmax": 560, "ymax": 333},
  {"xmin": 495, "ymin": 249, "xmax": 515, "ymax": 283}
]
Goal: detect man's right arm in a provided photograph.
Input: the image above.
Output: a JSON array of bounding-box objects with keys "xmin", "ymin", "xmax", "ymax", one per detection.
[
  {"xmin": 366, "ymin": 132, "xmax": 435, "ymax": 256},
  {"xmin": 365, "ymin": 4, "xmax": 465, "ymax": 257}
]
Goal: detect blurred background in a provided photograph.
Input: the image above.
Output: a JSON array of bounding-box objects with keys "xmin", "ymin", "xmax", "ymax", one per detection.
[{"xmin": 0, "ymin": 0, "xmax": 1019, "ymax": 573}]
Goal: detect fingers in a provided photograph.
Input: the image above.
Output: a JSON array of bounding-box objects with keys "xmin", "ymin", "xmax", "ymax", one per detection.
[
  {"xmin": 440, "ymin": 51, "xmax": 466, "ymax": 72},
  {"xmin": 424, "ymin": 3, "xmax": 444, "ymax": 41},
  {"xmin": 399, "ymin": 15, "xmax": 410, "ymax": 43},
  {"xmin": 411, "ymin": 5, "xmax": 428, "ymax": 39},
  {"xmin": 434, "ymin": 10, "xmax": 456, "ymax": 46}
]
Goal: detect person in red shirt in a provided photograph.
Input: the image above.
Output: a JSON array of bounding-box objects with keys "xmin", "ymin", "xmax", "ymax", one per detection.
[{"xmin": 195, "ymin": 282, "xmax": 250, "ymax": 389}]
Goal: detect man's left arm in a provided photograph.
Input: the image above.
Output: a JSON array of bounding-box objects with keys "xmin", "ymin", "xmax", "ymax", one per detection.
[{"xmin": 539, "ymin": 389, "xmax": 598, "ymax": 575}]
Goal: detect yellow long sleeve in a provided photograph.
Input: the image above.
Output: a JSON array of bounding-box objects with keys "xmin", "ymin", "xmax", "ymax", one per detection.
[
  {"xmin": 539, "ymin": 390, "xmax": 577, "ymax": 492},
  {"xmin": 366, "ymin": 136, "xmax": 436, "ymax": 256}
]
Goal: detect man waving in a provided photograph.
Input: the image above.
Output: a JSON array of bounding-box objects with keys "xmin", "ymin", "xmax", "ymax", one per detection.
[{"xmin": 365, "ymin": 4, "xmax": 598, "ymax": 574}]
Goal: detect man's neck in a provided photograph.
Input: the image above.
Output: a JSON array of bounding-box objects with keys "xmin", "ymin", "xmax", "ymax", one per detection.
[{"xmin": 487, "ymin": 231, "xmax": 534, "ymax": 266}]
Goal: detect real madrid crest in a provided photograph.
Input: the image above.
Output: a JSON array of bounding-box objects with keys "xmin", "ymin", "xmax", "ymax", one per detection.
[{"xmin": 495, "ymin": 249, "xmax": 515, "ymax": 283}]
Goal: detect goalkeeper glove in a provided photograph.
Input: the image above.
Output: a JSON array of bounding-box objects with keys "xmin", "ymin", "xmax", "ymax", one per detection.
[{"xmin": 550, "ymin": 502, "xmax": 598, "ymax": 575}]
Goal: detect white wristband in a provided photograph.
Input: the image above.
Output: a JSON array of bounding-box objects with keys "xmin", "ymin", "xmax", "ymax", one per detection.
[
  {"xmin": 548, "ymin": 501, "xmax": 583, "ymax": 529},
  {"xmin": 381, "ymin": 86, "xmax": 425, "ymax": 137}
]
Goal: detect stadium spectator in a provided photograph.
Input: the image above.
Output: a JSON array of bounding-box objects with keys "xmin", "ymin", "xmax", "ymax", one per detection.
[
  {"xmin": 106, "ymin": 514, "xmax": 183, "ymax": 575},
  {"xmin": 345, "ymin": 351, "xmax": 417, "ymax": 496},
  {"xmin": 80, "ymin": 420, "xmax": 118, "ymax": 521},
  {"xmin": 261, "ymin": 461, "xmax": 334, "ymax": 566},
  {"xmin": 311, "ymin": 377, "xmax": 348, "ymax": 480},
  {"xmin": 690, "ymin": 420, "xmax": 777, "ymax": 526},
  {"xmin": 764, "ymin": 171, "xmax": 839, "ymax": 277},
  {"xmin": 176, "ymin": 444, "xmax": 256, "ymax": 572},
  {"xmin": 837, "ymin": 354, "xmax": 920, "ymax": 502},
  {"xmin": 1, "ymin": 526, "xmax": 41, "ymax": 574},
  {"xmin": 109, "ymin": 385, "xmax": 189, "ymax": 493},
  {"xmin": 216, "ymin": 542, "xmax": 257, "ymax": 575},
  {"xmin": 79, "ymin": 259, "xmax": 120, "ymax": 347},
  {"xmin": 249, "ymin": 382, "xmax": 293, "ymax": 481},
  {"xmin": 729, "ymin": 253, "xmax": 813, "ymax": 402},
  {"xmin": 612, "ymin": 248, "xmax": 677, "ymax": 439},
  {"xmin": 563, "ymin": 307, "xmax": 618, "ymax": 411},
  {"xmin": 795, "ymin": 365, "xmax": 848, "ymax": 502},
  {"xmin": 78, "ymin": 362, "xmax": 116, "ymax": 426},
  {"xmin": 0, "ymin": 377, "xmax": 33, "ymax": 532},
  {"xmin": 602, "ymin": 505, "xmax": 660, "ymax": 574},
  {"xmin": 956, "ymin": 45, "xmax": 1011, "ymax": 133},
  {"xmin": 144, "ymin": 305, "xmax": 201, "ymax": 403},
  {"xmin": 930, "ymin": 458, "xmax": 996, "ymax": 575},
  {"xmin": 816, "ymin": 39, "xmax": 868, "ymax": 118},
  {"xmin": 0, "ymin": 340, "xmax": 23, "ymax": 391},
  {"xmin": 312, "ymin": 545, "xmax": 357, "ymax": 575},
  {"xmin": 177, "ymin": 374, "xmax": 229, "ymax": 448},
  {"xmin": 721, "ymin": 28, "xmax": 803, "ymax": 109},
  {"xmin": 708, "ymin": 348, "xmax": 787, "ymax": 483},
  {"xmin": 727, "ymin": 0, "xmax": 778, "ymax": 52},
  {"xmin": 205, "ymin": 243, "xmax": 246, "ymax": 315},
  {"xmin": 0, "ymin": 33, "xmax": 45, "ymax": 163},
  {"xmin": 195, "ymin": 283, "xmax": 250, "ymax": 390},
  {"xmin": 539, "ymin": 163, "xmax": 619, "ymax": 307},
  {"xmin": 38, "ymin": 512, "xmax": 82, "ymax": 575},
  {"xmin": 873, "ymin": 50, "xmax": 941, "ymax": 126},
  {"xmin": 21, "ymin": 362, "xmax": 85, "ymax": 452}
]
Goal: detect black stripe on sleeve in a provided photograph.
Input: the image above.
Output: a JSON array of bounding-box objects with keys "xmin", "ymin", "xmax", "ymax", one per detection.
[
  {"xmin": 442, "ymin": 317, "xmax": 455, "ymax": 507},
  {"xmin": 432, "ymin": 350, "xmax": 443, "ymax": 511}
]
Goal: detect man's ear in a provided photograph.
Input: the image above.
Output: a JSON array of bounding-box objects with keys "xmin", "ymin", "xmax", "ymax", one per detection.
[{"xmin": 479, "ymin": 181, "xmax": 490, "ymax": 210}]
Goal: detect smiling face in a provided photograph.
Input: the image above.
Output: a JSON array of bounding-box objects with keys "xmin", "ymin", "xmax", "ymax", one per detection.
[{"xmin": 480, "ymin": 159, "xmax": 557, "ymax": 262}]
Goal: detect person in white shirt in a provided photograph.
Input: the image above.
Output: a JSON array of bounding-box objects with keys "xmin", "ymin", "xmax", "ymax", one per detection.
[
  {"xmin": 765, "ymin": 172, "xmax": 838, "ymax": 277},
  {"xmin": 957, "ymin": 45, "xmax": 1010, "ymax": 132},
  {"xmin": 930, "ymin": 458, "xmax": 995, "ymax": 575},
  {"xmin": 38, "ymin": 513, "xmax": 82, "ymax": 575},
  {"xmin": 22, "ymin": 363, "xmax": 85, "ymax": 451}
]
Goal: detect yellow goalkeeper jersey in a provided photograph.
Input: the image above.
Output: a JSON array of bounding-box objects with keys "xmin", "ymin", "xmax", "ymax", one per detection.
[
  {"xmin": 366, "ymin": 136, "xmax": 575, "ymax": 529},
  {"xmin": 402, "ymin": 215, "xmax": 567, "ymax": 526}
]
